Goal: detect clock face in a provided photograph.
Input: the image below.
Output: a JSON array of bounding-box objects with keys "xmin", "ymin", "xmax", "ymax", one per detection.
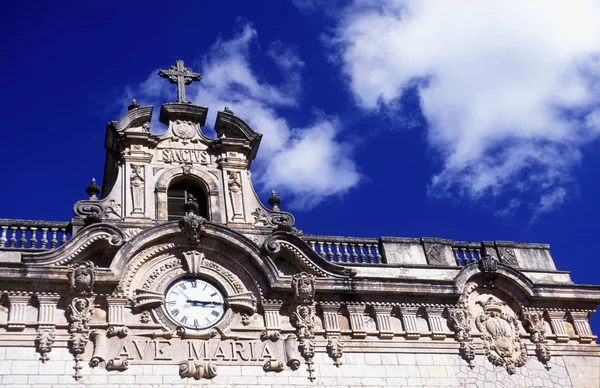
[{"xmin": 164, "ymin": 278, "xmax": 226, "ymax": 329}]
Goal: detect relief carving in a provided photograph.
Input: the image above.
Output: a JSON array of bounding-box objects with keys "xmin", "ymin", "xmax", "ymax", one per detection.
[
  {"xmin": 172, "ymin": 119, "xmax": 196, "ymax": 141},
  {"xmin": 290, "ymin": 272, "xmax": 317, "ymax": 381},
  {"xmin": 523, "ymin": 311, "xmax": 551, "ymax": 370},
  {"xmin": 35, "ymin": 329, "xmax": 55, "ymax": 363},
  {"xmin": 106, "ymin": 357, "xmax": 130, "ymax": 371},
  {"xmin": 179, "ymin": 360, "xmax": 218, "ymax": 380},
  {"xmin": 130, "ymin": 165, "xmax": 145, "ymax": 216},
  {"xmin": 179, "ymin": 201, "xmax": 206, "ymax": 242},
  {"xmin": 497, "ymin": 246, "xmax": 519, "ymax": 267},
  {"xmin": 478, "ymin": 254, "xmax": 498, "ymax": 284},
  {"xmin": 292, "ymin": 272, "xmax": 315, "ymax": 304},
  {"xmin": 104, "ymin": 199, "xmax": 122, "ymax": 220},
  {"xmin": 68, "ymin": 261, "xmax": 95, "ymax": 295},
  {"xmin": 66, "ymin": 261, "xmax": 96, "ymax": 380},
  {"xmin": 475, "ymin": 297, "xmax": 527, "ymax": 374},
  {"xmin": 182, "ymin": 250, "xmax": 205, "ymax": 276},
  {"xmin": 67, "ymin": 297, "xmax": 94, "ymax": 380},
  {"xmin": 326, "ymin": 338, "xmax": 344, "ymax": 367},
  {"xmin": 227, "ymin": 171, "xmax": 244, "ymax": 221},
  {"xmin": 424, "ymin": 243, "xmax": 446, "ymax": 265},
  {"xmin": 447, "ymin": 308, "xmax": 475, "ymax": 369}
]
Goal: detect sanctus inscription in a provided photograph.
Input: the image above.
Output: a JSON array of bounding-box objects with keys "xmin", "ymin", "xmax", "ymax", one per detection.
[
  {"xmin": 110, "ymin": 338, "xmax": 280, "ymax": 364},
  {"xmin": 162, "ymin": 149, "xmax": 210, "ymax": 164}
]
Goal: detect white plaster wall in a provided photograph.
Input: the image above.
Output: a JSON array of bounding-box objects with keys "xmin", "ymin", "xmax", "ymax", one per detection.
[{"xmin": 0, "ymin": 346, "xmax": 593, "ymax": 388}]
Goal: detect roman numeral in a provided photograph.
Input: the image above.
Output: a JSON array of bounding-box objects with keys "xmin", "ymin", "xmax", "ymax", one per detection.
[
  {"xmin": 166, "ymin": 300, "xmax": 175, "ymax": 304},
  {"xmin": 191, "ymin": 280, "xmax": 197, "ymax": 288},
  {"xmin": 180, "ymin": 316, "xmax": 188, "ymax": 325},
  {"xmin": 193, "ymin": 319, "xmax": 199, "ymax": 328},
  {"xmin": 180, "ymin": 283, "xmax": 187, "ymax": 290},
  {"xmin": 210, "ymin": 292, "xmax": 217, "ymax": 297},
  {"xmin": 170, "ymin": 309, "xmax": 180, "ymax": 317},
  {"xmin": 211, "ymin": 310, "xmax": 220, "ymax": 317}
]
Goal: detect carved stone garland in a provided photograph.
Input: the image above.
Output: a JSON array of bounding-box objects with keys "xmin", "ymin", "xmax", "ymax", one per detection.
[
  {"xmin": 289, "ymin": 272, "xmax": 317, "ymax": 381},
  {"xmin": 523, "ymin": 311, "xmax": 551, "ymax": 370},
  {"xmin": 475, "ymin": 297, "xmax": 528, "ymax": 374},
  {"xmin": 66, "ymin": 261, "xmax": 96, "ymax": 380}
]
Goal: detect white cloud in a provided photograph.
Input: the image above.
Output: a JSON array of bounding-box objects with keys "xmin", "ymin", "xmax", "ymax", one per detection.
[
  {"xmin": 128, "ymin": 24, "xmax": 360, "ymax": 209},
  {"xmin": 332, "ymin": 0, "xmax": 600, "ymax": 214}
]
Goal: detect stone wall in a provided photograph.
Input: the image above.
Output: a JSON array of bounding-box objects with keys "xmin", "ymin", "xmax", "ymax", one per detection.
[{"xmin": 1, "ymin": 346, "xmax": 597, "ymax": 388}]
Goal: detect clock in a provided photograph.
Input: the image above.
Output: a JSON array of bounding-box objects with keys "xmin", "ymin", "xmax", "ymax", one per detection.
[{"xmin": 164, "ymin": 278, "xmax": 226, "ymax": 329}]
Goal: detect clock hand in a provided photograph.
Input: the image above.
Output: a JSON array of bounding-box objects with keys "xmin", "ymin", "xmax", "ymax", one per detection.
[{"xmin": 186, "ymin": 299, "xmax": 224, "ymax": 306}]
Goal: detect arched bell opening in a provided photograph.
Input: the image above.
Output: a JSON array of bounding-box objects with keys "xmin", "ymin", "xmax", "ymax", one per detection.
[{"xmin": 167, "ymin": 178, "xmax": 209, "ymax": 221}]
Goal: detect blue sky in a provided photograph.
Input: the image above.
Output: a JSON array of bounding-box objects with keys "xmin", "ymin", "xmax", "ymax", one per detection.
[{"xmin": 1, "ymin": 1, "xmax": 600, "ymax": 334}]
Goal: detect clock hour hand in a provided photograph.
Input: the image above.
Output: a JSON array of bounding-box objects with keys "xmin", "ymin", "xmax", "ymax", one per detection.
[{"xmin": 186, "ymin": 299, "xmax": 224, "ymax": 306}]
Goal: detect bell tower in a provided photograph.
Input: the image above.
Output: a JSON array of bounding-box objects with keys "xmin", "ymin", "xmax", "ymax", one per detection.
[{"xmin": 72, "ymin": 60, "xmax": 293, "ymax": 237}]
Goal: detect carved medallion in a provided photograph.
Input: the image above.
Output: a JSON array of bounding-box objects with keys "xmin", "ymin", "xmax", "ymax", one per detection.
[
  {"xmin": 475, "ymin": 297, "xmax": 527, "ymax": 374},
  {"xmin": 172, "ymin": 120, "xmax": 196, "ymax": 139}
]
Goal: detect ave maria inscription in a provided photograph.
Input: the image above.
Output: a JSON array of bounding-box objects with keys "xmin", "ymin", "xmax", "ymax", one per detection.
[{"xmin": 108, "ymin": 338, "xmax": 280, "ymax": 365}]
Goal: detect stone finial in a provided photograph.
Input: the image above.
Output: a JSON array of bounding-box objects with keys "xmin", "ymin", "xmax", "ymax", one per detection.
[
  {"xmin": 128, "ymin": 99, "xmax": 140, "ymax": 111},
  {"xmin": 86, "ymin": 178, "xmax": 101, "ymax": 200},
  {"xmin": 158, "ymin": 60, "xmax": 202, "ymax": 103},
  {"xmin": 224, "ymin": 106, "xmax": 235, "ymax": 115},
  {"xmin": 268, "ymin": 190, "xmax": 281, "ymax": 212}
]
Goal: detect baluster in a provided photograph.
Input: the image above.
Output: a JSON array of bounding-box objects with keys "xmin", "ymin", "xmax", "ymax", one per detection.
[
  {"xmin": 318, "ymin": 241, "xmax": 325, "ymax": 258},
  {"xmin": 472, "ymin": 249, "xmax": 478, "ymax": 263},
  {"xmin": 452, "ymin": 247, "xmax": 460, "ymax": 266},
  {"xmin": 40, "ymin": 228, "xmax": 48, "ymax": 249},
  {"xmin": 19, "ymin": 227, "xmax": 27, "ymax": 248},
  {"xmin": 9, "ymin": 227, "xmax": 17, "ymax": 248},
  {"xmin": 0, "ymin": 226, "xmax": 7, "ymax": 248},
  {"xmin": 358, "ymin": 243, "xmax": 366, "ymax": 263},
  {"xmin": 60, "ymin": 228, "xmax": 68, "ymax": 246},
  {"xmin": 50, "ymin": 228, "xmax": 58, "ymax": 248},
  {"xmin": 310, "ymin": 241, "xmax": 316, "ymax": 255},
  {"xmin": 342, "ymin": 243, "xmax": 349, "ymax": 262},
  {"xmin": 374, "ymin": 244, "xmax": 382, "ymax": 263},
  {"xmin": 462, "ymin": 248, "xmax": 469, "ymax": 264},
  {"xmin": 367, "ymin": 243, "xmax": 374, "ymax": 263},
  {"xmin": 351, "ymin": 244, "xmax": 358, "ymax": 262},
  {"xmin": 326, "ymin": 242, "xmax": 334, "ymax": 261},
  {"xmin": 333, "ymin": 242, "xmax": 340, "ymax": 262},
  {"xmin": 30, "ymin": 227, "xmax": 38, "ymax": 248}
]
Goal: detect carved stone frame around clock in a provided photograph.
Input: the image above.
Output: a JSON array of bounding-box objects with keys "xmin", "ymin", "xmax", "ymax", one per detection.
[{"xmin": 122, "ymin": 246, "xmax": 257, "ymax": 335}]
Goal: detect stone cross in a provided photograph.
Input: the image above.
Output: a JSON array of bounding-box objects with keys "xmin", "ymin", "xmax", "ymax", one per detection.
[{"xmin": 158, "ymin": 60, "xmax": 202, "ymax": 103}]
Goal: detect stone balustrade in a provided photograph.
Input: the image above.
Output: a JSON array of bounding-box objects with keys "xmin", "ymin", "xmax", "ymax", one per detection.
[
  {"xmin": 305, "ymin": 235, "xmax": 555, "ymax": 271},
  {"xmin": 0, "ymin": 218, "xmax": 556, "ymax": 272},
  {"xmin": 451, "ymin": 242, "xmax": 482, "ymax": 266},
  {"xmin": 0, "ymin": 219, "xmax": 71, "ymax": 250},
  {"xmin": 303, "ymin": 234, "xmax": 383, "ymax": 264}
]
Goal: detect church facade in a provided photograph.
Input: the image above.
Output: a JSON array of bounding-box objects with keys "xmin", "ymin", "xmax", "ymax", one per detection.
[{"xmin": 0, "ymin": 60, "xmax": 598, "ymax": 388}]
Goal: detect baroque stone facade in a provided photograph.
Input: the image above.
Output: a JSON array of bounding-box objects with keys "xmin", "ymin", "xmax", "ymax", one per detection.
[{"xmin": 0, "ymin": 60, "xmax": 599, "ymax": 388}]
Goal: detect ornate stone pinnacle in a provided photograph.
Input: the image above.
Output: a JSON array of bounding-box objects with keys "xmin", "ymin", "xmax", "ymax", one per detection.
[
  {"xmin": 268, "ymin": 190, "xmax": 281, "ymax": 212},
  {"xmin": 128, "ymin": 99, "xmax": 140, "ymax": 111},
  {"xmin": 158, "ymin": 60, "xmax": 202, "ymax": 103},
  {"xmin": 85, "ymin": 178, "xmax": 101, "ymax": 200}
]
